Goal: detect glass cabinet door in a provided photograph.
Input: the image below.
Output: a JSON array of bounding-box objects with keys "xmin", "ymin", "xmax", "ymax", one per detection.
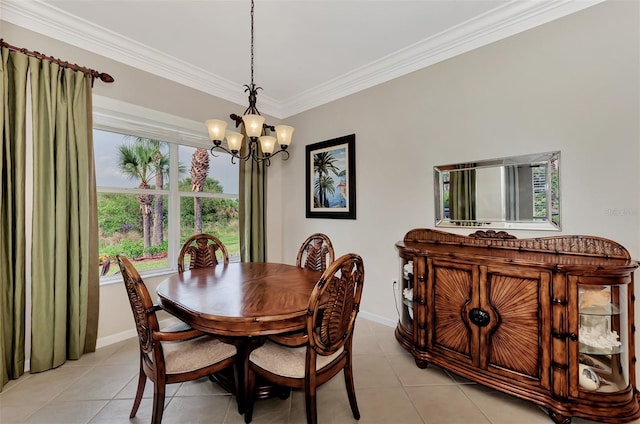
[
  {"xmin": 396, "ymin": 258, "xmax": 414, "ymax": 335},
  {"xmin": 577, "ymin": 284, "xmax": 629, "ymax": 393}
]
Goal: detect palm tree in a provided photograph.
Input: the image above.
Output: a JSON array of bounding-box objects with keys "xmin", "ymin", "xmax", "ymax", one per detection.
[
  {"xmin": 118, "ymin": 138, "xmax": 168, "ymax": 251},
  {"xmin": 190, "ymin": 148, "xmax": 210, "ymax": 233},
  {"xmin": 314, "ymin": 174, "xmax": 336, "ymax": 207},
  {"xmin": 313, "ymin": 152, "xmax": 340, "ymax": 207},
  {"xmin": 149, "ymin": 140, "xmax": 169, "ymax": 246}
]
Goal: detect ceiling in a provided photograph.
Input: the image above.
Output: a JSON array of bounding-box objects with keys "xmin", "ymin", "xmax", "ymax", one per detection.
[{"xmin": 2, "ymin": 0, "xmax": 603, "ymax": 118}]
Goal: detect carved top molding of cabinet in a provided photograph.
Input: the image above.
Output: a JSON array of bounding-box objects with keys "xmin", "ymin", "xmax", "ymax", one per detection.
[{"xmin": 401, "ymin": 228, "xmax": 634, "ymax": 264}]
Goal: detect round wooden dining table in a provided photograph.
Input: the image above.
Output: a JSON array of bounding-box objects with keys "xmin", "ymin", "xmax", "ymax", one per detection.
[
  {"xmin": 156, "ymin": 262, "xmax": 323, "ymax": 409},
  {"xmin": 156, "ymin": 262, "xmax": 323, "ymax": 337}
]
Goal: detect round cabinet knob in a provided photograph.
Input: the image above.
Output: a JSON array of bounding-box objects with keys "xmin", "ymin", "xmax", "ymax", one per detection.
[
  {"xmin": 468, "ymin": 308, "xmax": 491, "ymax": 327},
  {"xmin": 578, "ymin": 363, "xmax": 601, "ymax": 390}
]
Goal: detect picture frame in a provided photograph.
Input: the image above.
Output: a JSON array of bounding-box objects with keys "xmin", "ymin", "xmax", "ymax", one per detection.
[{"xmin": 305, "ymin": 134, "xmax": 356, "ymax": 219}]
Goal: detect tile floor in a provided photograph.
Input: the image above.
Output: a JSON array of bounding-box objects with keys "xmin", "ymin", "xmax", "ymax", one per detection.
[{"xmin": 0, "ymin": 318, "xmax": 633, "ymax": 424}]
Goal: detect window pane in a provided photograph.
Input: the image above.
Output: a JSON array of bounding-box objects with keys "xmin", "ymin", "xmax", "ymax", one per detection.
[
  {"xmin": 179, "ymin": 195, "xmax": 240, "ymax": 261},
  {"xmin": 179, "ymin": 145, "xmax": 238, "ymax": 195},
  {"xmin": 94, "ymin": 129, "xmax": 171, "ymax": 190},
  {"xmin": 98, "ymin": 193, "xmax": 169, "ymax": 277},
  {"xmin": 179, "ymin": 146, "xmax": 240, "ymax": 261}
]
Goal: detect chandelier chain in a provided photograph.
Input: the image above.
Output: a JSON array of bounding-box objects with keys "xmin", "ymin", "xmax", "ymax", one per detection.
[{"xmin": 250, "ymin": 0, "xmax": 254, "ymax": 87}]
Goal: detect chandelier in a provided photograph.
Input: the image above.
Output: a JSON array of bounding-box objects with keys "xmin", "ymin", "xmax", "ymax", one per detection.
[{"xmin": 205, "ymin": 0, "xmax": 294, "ymax": 166}]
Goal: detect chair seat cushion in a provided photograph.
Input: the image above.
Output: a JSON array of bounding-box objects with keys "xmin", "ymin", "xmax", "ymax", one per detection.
[
  {"xmin": 249, "ymin": 340, "xmax": 343, "ymax": 378},
  {"xmin": 162, "ymin": 336, "xmax": 236, "ymax": 374}
]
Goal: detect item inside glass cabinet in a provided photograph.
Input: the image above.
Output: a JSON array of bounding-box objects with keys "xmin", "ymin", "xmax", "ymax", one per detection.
[
  {"xmin": 579, "ymin": 288, "xmax": 621, "ymax": 353},
  {"xmin": 578, "ymin": 286, "xmax": 628, "ymax": 393},
  {"xmin": 580, "ymin": 288, "xmax": 617, "ymax": 313},
  {"xmin": 580, "ymin": 315, "xmax": 621, "ymax": 351},
  {"xmin": 403, "ymin": 261, "xmax": 414, "ymax": 319}
]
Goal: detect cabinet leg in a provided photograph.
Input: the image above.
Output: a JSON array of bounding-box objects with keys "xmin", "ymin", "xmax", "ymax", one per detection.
[
  {"xmin": 415, "ymin": 358, "xmax": 429, "ymax": 369},
  {"xmin": 548, "ymin": 410, "xmax": 571, "ymax": 424}
]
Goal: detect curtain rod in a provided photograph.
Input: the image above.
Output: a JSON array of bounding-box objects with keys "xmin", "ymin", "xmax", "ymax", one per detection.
[{"xmin": 1, "ymin": 39, "xmax": 114, "ymax": 84}]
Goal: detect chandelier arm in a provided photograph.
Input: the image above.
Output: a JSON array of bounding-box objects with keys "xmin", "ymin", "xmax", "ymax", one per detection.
[
  {"xmin": 236, "ymin": 149, "xmax": 253, "ymax": 162},
  {"xmin": 210, "ymin": 145, "xmax": 233, "ymax": 157},
  {"xmin": 231, "ymin": 137, "xmax": 259, "ymax": 162},
  {"xmin": 250, "ymin": 152, "xmax": 271, "ymax": 167},
  {"xmin": 230, "ymin": 113, "xmax": 243, "ymax": 128},
  {"xmin": 209, "ymin": 146, "xmax": 232, "ymax": 158},
  {"xmin": 211, "ymin": 144, "xmax": 251, "ymax": 164},
  {"xmin": 244, "ymin": 146, "xmax": 289, "ymax": 168},
  {"xmin": 267, "ymin": 148, "xmax": 290, "ymax": 161}
]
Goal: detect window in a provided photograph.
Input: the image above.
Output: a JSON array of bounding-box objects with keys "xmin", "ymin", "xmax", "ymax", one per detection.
[
  {"xmin": 93, "ymin": 97, "xmax": 239, "ymax": 281},
  {"xmin": 531, "ymin": 164, "xmax": 548, "ymax": 219}
]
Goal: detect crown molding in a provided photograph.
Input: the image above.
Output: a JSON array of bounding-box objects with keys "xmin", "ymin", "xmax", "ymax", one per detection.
[
  {"xmin": 0, "ymin": 0, "xmax": 254, "ymax": 108},
  {"xmin": 2, "ymin": 0, "xmax": 604, "ymax": 119},
  {"xmin": 280, "ymin": 0, "xmax": 605, "ymax": 117}
]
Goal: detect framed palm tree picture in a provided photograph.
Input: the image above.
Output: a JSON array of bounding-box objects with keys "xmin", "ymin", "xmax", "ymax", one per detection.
[{"xmin": 306, "ymin": 134, "xmax": 356, "ymax": 219}]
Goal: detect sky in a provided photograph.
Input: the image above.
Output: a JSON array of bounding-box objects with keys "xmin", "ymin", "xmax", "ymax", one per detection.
[{"xmin": 93, "ymin": 129, "xmax": 239, "ymax": 195}]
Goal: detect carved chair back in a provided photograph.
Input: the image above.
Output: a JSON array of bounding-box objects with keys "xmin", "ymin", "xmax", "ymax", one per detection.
[
  {"xmin": 296, "ymin": 233, "xmax": 335, "ymax": 272},
  {"xmin": 116, "ymin": 254, "xmax": 161, "ymax": 365},
  {"xmin": 307, "ymin": 253, "xmax": 364, "ymax": 355},
  {"xmin": 178, "ymin": 233, "xmax": 230, "ymax": 272}
]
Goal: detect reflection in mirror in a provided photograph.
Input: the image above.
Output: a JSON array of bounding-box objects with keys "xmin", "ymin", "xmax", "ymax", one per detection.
[{"xmin": 434, "ymin": 151, "xmax": 560, "ymax": 230}]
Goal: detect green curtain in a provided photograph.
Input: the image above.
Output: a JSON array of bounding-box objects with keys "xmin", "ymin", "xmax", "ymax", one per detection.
[
  {"xmin": 0, "ymin": 48, "xmax": 28, "ymax": 391},
  {"xmin": 28, "ymin": 58, "xmax": 99, "ymax": 372},
  {"xmin": 449, "ymin": 169, "xmax": 476, "ymax": 223},
  {"xmin": 504, "ymin": 165, "xmax": 519, "ymax": 221},
  {"xmin": 239, "ymin": 130, "xmax": 267, "ymax": 262}
]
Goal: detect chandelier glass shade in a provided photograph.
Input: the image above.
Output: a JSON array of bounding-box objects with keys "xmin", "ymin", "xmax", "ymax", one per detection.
[{"xmin": 205, "ymin": 0, "xmax": 294, "ymax": 166}]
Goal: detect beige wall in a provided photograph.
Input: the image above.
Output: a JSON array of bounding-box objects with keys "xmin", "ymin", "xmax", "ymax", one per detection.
[
  {"xmin": 280, "ymin": 0, "xmax": 639, "ymax": 324},
  {"xmin": 3, "ymin": 0, "xmax": 639, "ymax": 343}
]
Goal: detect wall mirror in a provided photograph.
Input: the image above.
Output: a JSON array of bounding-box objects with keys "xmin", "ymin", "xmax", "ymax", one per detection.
[{"xmin": 434, "ymin": 151, "xmax": 560, "ymax": 231}]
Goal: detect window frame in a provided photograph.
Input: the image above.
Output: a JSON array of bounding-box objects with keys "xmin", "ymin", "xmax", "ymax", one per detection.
[{"xmin": 93, "ymin": 96, "xmax": 238, "ymax": 284}]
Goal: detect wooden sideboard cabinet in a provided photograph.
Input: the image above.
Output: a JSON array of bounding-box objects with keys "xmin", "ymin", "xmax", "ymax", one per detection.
[{"xmin": 395, "ymin": 228, "xmax": 640, "ymax": 423}]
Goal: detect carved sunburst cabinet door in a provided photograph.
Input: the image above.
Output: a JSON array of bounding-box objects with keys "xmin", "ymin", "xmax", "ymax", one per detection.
[
  {"xmin": 484, "ymin": 270, "xmax": 550, "ymax": 384},
  {"xmin": 432, "ymin": 263, "xmax": 474, "ymax": 364}
]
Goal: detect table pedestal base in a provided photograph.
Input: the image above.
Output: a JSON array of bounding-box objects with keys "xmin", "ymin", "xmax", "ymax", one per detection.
[{"xmin": 210, "ymin": 367, "xmax": 290, "ymax": 400}]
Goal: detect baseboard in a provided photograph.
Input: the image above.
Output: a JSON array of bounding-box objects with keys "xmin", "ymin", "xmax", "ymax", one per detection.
[
  {"xmin": 18, "ymin": 317, "xmax": 183, "ymax": 372},
  {"xmin": 95, "ymin": 316, "xmax": 182, "ymax": 349},
  {"xmin": 358, "ymin": 311, "xmax": 396, "ymax": 328}
]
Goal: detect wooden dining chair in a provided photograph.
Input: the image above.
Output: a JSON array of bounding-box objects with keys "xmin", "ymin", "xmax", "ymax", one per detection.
[
  {"xmin": 268, "ymin": 233, "xmax": 336, "ymax": 348},
  {"xmin": 177, "ymin": 233, "xmax": 229, "ymax": 272},
  {"xmin": 244, "ymin": 253, "xmax": 365, "ymax": 424},
  {"xmin": 116, "ymin": 254, "xmax": 239, "ymax": 424},
  {"xmin": 296, "ymin": 233, "xmax": 335, "ymax": 272}
]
